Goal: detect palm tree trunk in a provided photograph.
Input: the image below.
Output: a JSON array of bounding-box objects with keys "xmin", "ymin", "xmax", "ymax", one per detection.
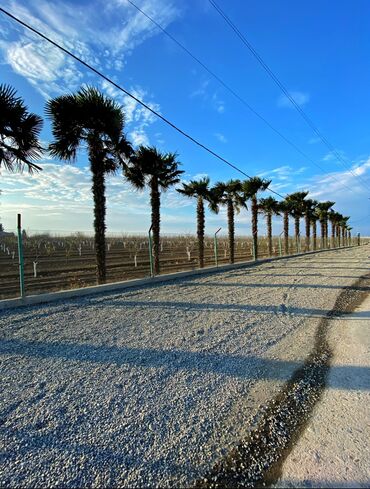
[
  {"xmin": 320, "ymin": 219, "xmax": 325, "ymax": 249},
  {"xmin": 342, "ymin": 226, "xmax": 345, "ymax": 246},
  {"xmin": 331, "ymin": 221, "xmax": 336, "ymax": 248},
  {"xmin": 312, "ymin": 220, "xmax": 317, "ymax": 250},
  {"xmin": 227, "ymin": 200, "xmax": 234, "ymax": 264},
  {"xmin": 336, "ymin": 225, "xmax": 341, "ymax": 247},
  {"xmin": 267, "ymin": 212, "xmax": 272, "ymax": 256},
  {"xmin": 197, "ymin": 196, "xmax": 205, "ymax": 268},
  {"xmin": 150, "ymin": 176, "xmax": 161, "ymax": 274},
  {"xmin": 294, "ymin": 215, "xmax": 300, "ymax": 251},
  {"xmin": 283, "ymin": 210, "xmax": 289, "ymax": 254},
  {"xmin": 305, "ymin": 212, "xmax": 310, "ymax": 252},
  {"xmin": 325, "ymin": 218, "xmax": 329, "ymax": 248},
  {"xmin": 91, "ymin": 165, "xmax": 106, "ymax": 284},
  {"xmin": 251, "ymin": 196, "xmax": 258, "ymax": 259}
]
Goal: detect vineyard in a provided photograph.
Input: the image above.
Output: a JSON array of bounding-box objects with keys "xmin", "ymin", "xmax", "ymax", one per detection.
[{"xmin": 0, "ymin": 232, "xmax": 317, "ymax": 300}]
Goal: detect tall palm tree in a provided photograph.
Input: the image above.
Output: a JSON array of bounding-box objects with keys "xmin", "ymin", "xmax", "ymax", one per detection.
[
  {"xmin": 315, "ymin": 201, "xmax": 335, "ymax": 249},
  {"xmin": 242, "ymin": 177, "xmax": 271, "ymax": 259},
  {"xmin": 329, "ymin": 211, "xmax": 341, "ymax": 248},
  {"xmin": 311, "ymin": 209, "xmax": 319, "ymax": 251},
  {"xmin": 0, "ymin": 84, "xmax": 43, "ymax": 173},
  {"xmin": 339, "ymin": 216, "xmax": 350, "ymax": 246},
  {"xmin": 126, "ymin": 146, "xmax": 183, "ymax": 275},
  {"xmin": 46, "ymin": 86, "xmax": 132, "ymax": 284},
  {"xmin": 177, "ymin": 177, "xmax": 214, "ymax": 268},
  {"xmin": 334, "ymin": 212, "xmax": 343, "ymax": 247},
  {"xmin": 279, "ymin": 199, "xmax": 293, "ymax": 255},
  {"xmin": 211, "ymin": 179, "xmax": 244, "ymax": 264},
  {"xmin": 347, "ymin": 226, "xmax": 353, "ymax": 245},
  {"xmin": 286, "ymin": 191, "xmax": 309, "ymax": 252},
  {"xmin": 259, "ymin": 196, "xmax": 280, "ymax": 256},
  {"xmin": 303, "ymin": 199, "xmax": 318, "ymax": 252}
]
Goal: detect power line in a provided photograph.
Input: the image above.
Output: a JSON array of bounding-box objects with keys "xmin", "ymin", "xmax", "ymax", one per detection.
[
  {"xmin": 124, "ymin": 0, "xmax": 361, "ymax": 198},
  {"xmin": 0, "ymin": 5, "xmax": 359, "ymax": 208},
  {"xmin": 208, "ymin": 0, "xmax": 370, "ymax": 194},
  {"xmin": 0, "ymin": 6, "xmax": 285, "ymax": 200}
]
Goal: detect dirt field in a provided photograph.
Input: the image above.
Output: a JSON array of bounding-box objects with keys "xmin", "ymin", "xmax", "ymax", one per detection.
[{"xmin": 0, "ymin": 233, "xmax": 308, "ymax": 299}]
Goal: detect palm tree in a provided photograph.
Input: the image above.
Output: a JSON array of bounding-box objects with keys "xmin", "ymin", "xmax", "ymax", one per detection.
[
  {"xmin": 46, "ymin": 86, "xmax": 132, "ymax": 284},
  {"xmin": 286, "ymin": 191, "xmax": 309, "ymax": 252},
  {"xmin": 242, "ymin": 177, "xmax": 271, "ymax": 259},
  {"xmin": 311, "ymin": 210, "xmax": 319, "ymax": 251},
  {"xmin": 259, "ymin": 196, "xmax": 280, "ymax": 256},
  {"xmin": 329, "ymin": 211, "xmax": 341, "ymax": 248},
  {"xmin": 303, "ymin": 199, "xmax": 318, "ymax": 252},
  {"xmin": 279, "ymin": 199, "xmax": 292, "ymax": 255},
  {"xmin": 211, "ymin": 179, "xmax": 244, "ymax": 264},
  {"xmin": 126, "ymin": 146, "xmax": 183, "ymax": 275},
  {"xmin": 0, "ymin": 84, "xmax": 43, "ymax": 173},
  {"xmin": 315, "ymin": 201, "xmax": 335, "ymax": 249},
  {"xmin": 177, "ymin": 177, "xmax": 214, "ymax": 268},
  {"xmin": 339, "ymin": 216, "xmax": 350, "ymax": 246},
  {"xmin": 334, "ymin": 212, "xmax": 343, "ymax": 247},
  {"xmin": 347, "ymin": 226, "xmax": 353, "ymax": 246}
]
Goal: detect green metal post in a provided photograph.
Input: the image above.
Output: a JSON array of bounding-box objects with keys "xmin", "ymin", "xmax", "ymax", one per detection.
[
  {"xmin": 214, "ymin": 227, "xmax": 221, "ymax": 267},
  {"xmin": 17, "ymin": 213, "xmax": 25, "ymax": 298},
  {"xmin": 278, "ymin": 235, "xmax": 282, "ymax": 256},
  {"xmin": 148, "ymin": 225, "xmax": 154, "ymax": 277}
]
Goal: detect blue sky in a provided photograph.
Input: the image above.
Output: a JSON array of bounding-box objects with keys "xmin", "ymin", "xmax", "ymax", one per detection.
[{"xmin": 1, "ymin": 0, "xmax": 370, "ymax": 236}]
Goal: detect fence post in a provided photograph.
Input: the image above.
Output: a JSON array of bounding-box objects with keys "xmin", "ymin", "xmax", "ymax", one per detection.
[
  {"xmin": 214, "ymin": 227, "xmax": 221, "ymax": 267},
  {"xmin": 148, "ymin": 225, "xmax": 154, "ymax": 277},
  {"xmin": 17, "ymin": 214, "xmax": 25, "ymax": 298},
  {"xmin": 278, "ymin": 235, "xmax": 282, "ymax": 256}
]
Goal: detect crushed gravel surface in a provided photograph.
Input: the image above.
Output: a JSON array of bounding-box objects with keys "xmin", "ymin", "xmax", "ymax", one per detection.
[
  {"xmin": 1, "ymin": 246, "xmax": 369, "ymax": 487},
  {"xmin": 274, "ymin": 292, "xmax": 370, "ymax": 488}
]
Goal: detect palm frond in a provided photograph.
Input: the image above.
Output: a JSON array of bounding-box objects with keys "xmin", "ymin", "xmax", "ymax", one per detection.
[{"xmin": 0, "ymin": 84, "xmax": 43, "ymax": 173}]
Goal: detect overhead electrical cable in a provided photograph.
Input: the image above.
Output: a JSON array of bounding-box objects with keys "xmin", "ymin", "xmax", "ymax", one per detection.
[
  {"xmin": 0, "ymin": 5, "xmax": 359, "ymax": 205},
  {"xmin": 124, "ymin": 0, "xmax": 360, "ymax": 197},
  {"xmin": 208, "ymin": 0, "xmax": 370, "ymax": 194},
  {"xmin": 0, "ymin": 6, "xmax": 286, "ymax": 198}
]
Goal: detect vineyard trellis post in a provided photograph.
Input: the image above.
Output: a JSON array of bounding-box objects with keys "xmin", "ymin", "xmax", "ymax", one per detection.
[
  {"xmin": 148, "ymin": 225, "xmax": 154, "ymax": 277},
  {"xmin": 278, "ymin": 231, "xmax": 283, "ymax": 257},
  {"xmin": 214, "ymin": 227, "xmax": 221, "ymax": 267},
  {"xmin": 17, "ymin": 214, "xmax": 25, "ymax": 298}
]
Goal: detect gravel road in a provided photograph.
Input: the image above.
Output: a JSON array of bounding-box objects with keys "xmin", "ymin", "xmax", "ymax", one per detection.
[
  {"xmin": 1, "ymin": 246, "xmax": 369, "ymax": 487},
  {"xmin": 275, "ymin": 291, "xmax": 370, "ymax": 488}
]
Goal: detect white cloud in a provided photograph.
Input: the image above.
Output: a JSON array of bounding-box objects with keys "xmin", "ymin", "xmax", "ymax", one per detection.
[
  {"xmin": 214, "ymin": 132, "xmax": 227, "ymax": 143},
  {"xmin": 190, "ymin": 80, "xmax": 226, "ymax": 113},
  {"xmin": 309, "ymin": 158, "xmax": 370, "ymax": 198},
  {"xmin": 4, "ymin": 39, "xmax": 83, "ymax": 97},
  {"xmin": 0, "ymin": 0, "xmax": 179, "ymax": 97},
  {"xmin": 259, "ymin": 165, "xmax": 307, "ymax": 183},
  {"xmin": 308, "ymin": 137, "xmax": 321, "ymax": 144},
  {"xmin": 0, "ymin": 162, "xmax": 196, "ymax": 233},
  {"xmin": 277, "ymin": 90, "xmax": 310, "ymax": 109},
  {"xmin": 129, "ymin": 129, "xmax": 150, "ymax": 147},
  {"xmin": 100, "ymin": 80, "xmax": 160, "ymax": 146}
]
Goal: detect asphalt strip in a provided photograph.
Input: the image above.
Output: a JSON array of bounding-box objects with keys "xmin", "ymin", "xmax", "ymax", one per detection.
[{"xmin": 195, "ymin": 273, "xmax": 370, "ymax": 489}]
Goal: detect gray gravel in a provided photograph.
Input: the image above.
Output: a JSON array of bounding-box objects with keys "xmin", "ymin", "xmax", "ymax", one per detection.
[{"xmin": 1, "ymin": 246, "xmax": 369, "ymax": 487}]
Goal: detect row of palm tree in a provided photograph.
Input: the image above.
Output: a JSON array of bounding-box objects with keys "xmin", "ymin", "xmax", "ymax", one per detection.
[
  {"xmin": 177, "ymin": 178, "xmax": 352, "ymax": 268},
  {"xmin": 1, "ymin": 84, "xmax": 353, "ymax": 283}
]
